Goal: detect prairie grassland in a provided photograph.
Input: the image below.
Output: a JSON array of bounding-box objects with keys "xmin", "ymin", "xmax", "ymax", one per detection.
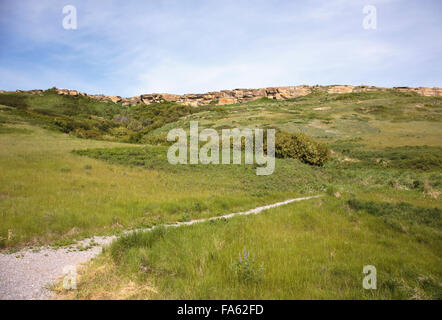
[
  {"xmin": 0, "ymin": 121, "xmax": 309, "ymax": 247},
  {"xmin": 149, "ymin": 90, "xmax": 442, "ymax": 148},
  {"xmin": 56, "ymin": 197, "xmax": 441, "ymax": 300},
  {"xmin": 1, "ymin": 89, "xmax": 441, "ymax": 299},
  {"xmin": 55, "ymin": 91, "xmax": 441, "ymax": 300}
]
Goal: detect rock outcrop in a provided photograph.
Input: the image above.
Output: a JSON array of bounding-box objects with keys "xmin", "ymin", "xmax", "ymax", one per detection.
[{"xmin": 5, "ymin": 85, "xmax": 441, "ymax": 107}]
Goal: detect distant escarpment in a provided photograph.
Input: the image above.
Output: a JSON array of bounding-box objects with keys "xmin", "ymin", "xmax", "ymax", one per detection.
[{"xmin": 7, "ymin": 85, "xmax": 442, "ymax": 107}]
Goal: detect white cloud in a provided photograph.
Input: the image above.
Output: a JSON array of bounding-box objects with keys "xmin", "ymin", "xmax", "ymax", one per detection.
[{"xmin": 1, "ymin": 0, "xmax": 440, "ymax": 94}]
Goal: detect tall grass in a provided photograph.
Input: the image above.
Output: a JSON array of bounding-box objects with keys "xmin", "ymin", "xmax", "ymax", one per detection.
[{"xmin": 64, "ymin": 198, "xmax": 441, "ymax": 299}]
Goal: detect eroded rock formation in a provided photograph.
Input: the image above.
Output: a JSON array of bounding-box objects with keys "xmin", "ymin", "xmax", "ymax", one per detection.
[{"xmin": 9, "ymin": 85, "xmax": 442, "ymax": 107}]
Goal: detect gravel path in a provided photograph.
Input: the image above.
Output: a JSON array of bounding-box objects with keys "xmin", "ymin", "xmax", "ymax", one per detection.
[
  {"xmin": 0, "ymin": 195, "xmax": 321, "ymax": 300},
  {"xmin": 0, "ymin": 235, "xmax": 115, "ymax": 300}
]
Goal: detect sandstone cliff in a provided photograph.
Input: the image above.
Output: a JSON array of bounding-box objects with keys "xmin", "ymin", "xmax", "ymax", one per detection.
[{"xmin": 10, "ymin": 85, "xmax": 442, "ymax": 107}]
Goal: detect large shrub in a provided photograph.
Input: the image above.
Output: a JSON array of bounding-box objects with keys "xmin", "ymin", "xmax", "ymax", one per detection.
[{"xmin": 275, "ymin": 131, "xmax": 330, "ymax": 166}]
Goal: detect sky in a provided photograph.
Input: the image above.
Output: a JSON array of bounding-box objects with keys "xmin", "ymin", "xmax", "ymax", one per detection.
[{"xmin": 0, "ymin": 0, "xmax": 441, "ymax": 96}]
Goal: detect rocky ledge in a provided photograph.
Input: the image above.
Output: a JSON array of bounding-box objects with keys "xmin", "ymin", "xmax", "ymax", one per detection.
[{"xmin": 8, "ymin": 85, "xmax": 442, "ymax": 107}]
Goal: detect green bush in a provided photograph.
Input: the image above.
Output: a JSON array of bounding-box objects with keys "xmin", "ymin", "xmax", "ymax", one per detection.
[
  {"xmin": 180, "ymin": 212, "xmax": 190, "ymax": 222},
  {"xmin": 141, "ymin": 132, "xmax": 171, "ymax": 146},
  {"xmin": 230, "ymin": 249, "xmax": 264, "ymax": 283},
  {"xmin": 275, "ymin": 131, "xmax": 330, "ymax": 166}
]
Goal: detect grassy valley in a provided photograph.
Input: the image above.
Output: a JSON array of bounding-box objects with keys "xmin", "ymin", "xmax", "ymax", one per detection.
[{"xmin": 0, "ymin": 89, "xmax": 440, "ymax": 299}]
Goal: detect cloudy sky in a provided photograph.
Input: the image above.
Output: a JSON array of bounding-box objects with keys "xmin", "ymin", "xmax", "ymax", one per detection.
[{"xmin": 0, "ymin": 0, "xmax": 441, "ymax": 96}]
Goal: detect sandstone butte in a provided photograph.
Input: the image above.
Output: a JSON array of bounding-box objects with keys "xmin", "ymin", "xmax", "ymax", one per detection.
[{"xmin": 6, "ymin": 85, "xmax": 442, "ymax": 107}]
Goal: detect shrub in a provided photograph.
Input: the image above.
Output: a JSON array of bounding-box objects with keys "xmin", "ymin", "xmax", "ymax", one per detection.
[
  {"xmin": 73, "ymin": 128, "xmax": 101, "ymax": 139},
  {"xmin": 141, "ymin": 133, "xmax": 171, "ymax": 146},
  {"xmin": 110, "ymin": 126, "xmax": 130, "ymax": 137},
  {"xmin": 230, "ymin": 249, "xmax": 264, "ymax": 283},
  {"xmin": 275, "ymin": 131, "xmax": 330, "ymax": 166},
  {"xmin": 181, "ymin": 212, "xmax": 190, "ymax": 222}
]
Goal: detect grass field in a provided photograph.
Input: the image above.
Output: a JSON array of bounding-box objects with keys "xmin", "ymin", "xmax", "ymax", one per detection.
[
  {"xmin": 55, "ymin": 197, "xmax": 441, "ymax": 299},
  {"xmin": 0, "ymin": 89, "xmax": 441, "ymax": 299},
  {"xmin": 0, "ymin": 122, "xmax": 310, "ymax": 247}
]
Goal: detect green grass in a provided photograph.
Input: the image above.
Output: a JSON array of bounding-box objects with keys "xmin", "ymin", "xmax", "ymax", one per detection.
[
  {"xmin": 1, "ymin": 88, "xmax": 441, "ymax": 299},
  {"xmin": 0, "ymin": 124, "xmax": 33, "ymax": 135},
  {"xmin": 0, "ymin": 123, "xmax": 322, "ymax": 248},
  {"xmin": 0, "ymin": 89, "xmax": 215, "ymax": 143},
  {"xmin": 61, "ymin": 197, "xmax": 441, "ymax": 299},
  {"xmin": 332, "ymin": 145, "xmax": 442, "ymax": 171}
]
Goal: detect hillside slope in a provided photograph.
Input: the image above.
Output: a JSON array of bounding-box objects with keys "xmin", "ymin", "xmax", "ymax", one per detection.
[{"xmin": 0, "ymin": 87, "xmax": 441, "ymax": 299}]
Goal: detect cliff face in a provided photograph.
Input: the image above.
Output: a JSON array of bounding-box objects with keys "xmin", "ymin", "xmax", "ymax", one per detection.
[{"xmin": 12, "ymin": 85, "xmax": 442, "ymax": 107}]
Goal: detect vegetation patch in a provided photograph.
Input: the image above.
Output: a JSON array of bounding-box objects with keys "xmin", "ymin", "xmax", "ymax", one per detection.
[
  {"xmin": 60, "ymin": 199, "xmax": 442, "ymax": 299},
  {"xmin": 0, "ymin": 90, "xmax": 215, "ymax": 143},
  {"xmin": 274, "ymin": 131, "xmax": 330, "ymax": 166},
  {"xmin": 337, "ymin": 146, "xmax": 442, "ymax": 171},
  {"xmin": 347, "ymin": 199, "xmax": 441, "ymax": 228},
  {"xmin": 0, "ymin": 125, "xmax": 32, "ymax": 135}
]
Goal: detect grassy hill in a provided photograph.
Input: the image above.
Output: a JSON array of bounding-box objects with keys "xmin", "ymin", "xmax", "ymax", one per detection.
[{"xmin": 0, "ymin": 88, "xmax": 441, "ymax": 299}]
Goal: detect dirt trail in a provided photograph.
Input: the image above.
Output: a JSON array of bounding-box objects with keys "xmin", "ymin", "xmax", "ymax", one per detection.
[{"xmin": 0, "ymin": 195, "xmax": 321, "ymax": 300}]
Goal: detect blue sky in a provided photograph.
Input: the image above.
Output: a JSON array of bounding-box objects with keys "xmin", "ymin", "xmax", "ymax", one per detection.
[{"xmin": 0, "ymin": 0, "xmax": 441, "ymax": 96}]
